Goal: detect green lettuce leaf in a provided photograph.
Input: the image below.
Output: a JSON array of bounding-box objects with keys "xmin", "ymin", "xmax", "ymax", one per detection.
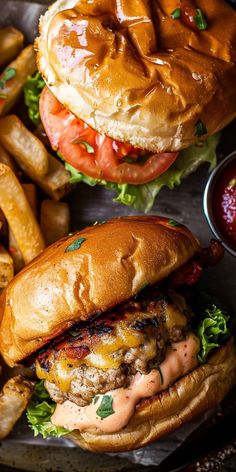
[
  {"xmin": 65, "ymin": 135, "xmax": 219, "ymax": 211},
  {"xmin": 197, "ymin": 304, "xmax": 230, "ymax": 363},
  {"xmin": 26, "ymin": 380, "xmax": 70, "ymax": 439},
  {"xmin": 24, "ymin": 73, "xmax": 45, "ymax": 126}
]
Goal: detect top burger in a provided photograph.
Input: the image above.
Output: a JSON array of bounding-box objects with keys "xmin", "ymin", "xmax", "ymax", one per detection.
[{"xmin": 30, "ymin": 0, "xmax": 236, "ymax": 210}]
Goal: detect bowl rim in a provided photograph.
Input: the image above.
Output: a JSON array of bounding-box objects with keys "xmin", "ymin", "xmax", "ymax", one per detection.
[{"xmin": 203, "ymin": 150, "xmax": 236, "ymax": 258}]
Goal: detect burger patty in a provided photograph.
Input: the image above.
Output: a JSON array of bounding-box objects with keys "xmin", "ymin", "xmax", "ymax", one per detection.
[
  {"xmin": 45, "ymin": 340, "xmax": 166, "ymax": 406},
  {"xmin": 36, "ymin": 290, "xmax": 190, "ymax": 406}
]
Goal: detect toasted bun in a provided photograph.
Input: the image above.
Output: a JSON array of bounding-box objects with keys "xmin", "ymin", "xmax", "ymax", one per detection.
[
  {"xmin": 36, "ymin": 0, "xmax": 236, "ymax": 152},
  {"xmin": 70, "ymin": 338, "xmax": 236, "ymax": 452},
  {"xmin": 0, "ymin": 216, "xmax": 199, "ymax": 366}
]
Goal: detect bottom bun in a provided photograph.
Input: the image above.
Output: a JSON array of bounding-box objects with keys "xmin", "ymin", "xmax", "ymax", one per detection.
[{"xmin": 69, "ymin": 338, "xmax": 236, "ymax": 452}]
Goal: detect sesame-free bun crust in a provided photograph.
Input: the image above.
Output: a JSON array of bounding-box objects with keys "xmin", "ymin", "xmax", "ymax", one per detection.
[
  {"xmin": 0, "ymin": 216, "xmax": 199, "ymax": 366},
  {"xmin": 36, "ymin": 0, "xmax": 236, "ymax": 152},
  {"xmin": 70, "ymin": 338, "xmax": 236, "ymax": 452}
]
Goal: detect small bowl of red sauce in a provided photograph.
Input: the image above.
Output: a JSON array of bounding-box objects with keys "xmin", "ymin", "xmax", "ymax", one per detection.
[{"xmin": 204, "ymin": 151, "xmax": 236, "ymax": 257}]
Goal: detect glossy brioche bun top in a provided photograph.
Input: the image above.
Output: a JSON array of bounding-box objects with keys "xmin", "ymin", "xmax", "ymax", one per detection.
[
  {"xmin": 36, "ymin": 0, "xmax": 236, "ymax": 152},
  {"xmin": 0, "ymin": 216, "xmax": 199, "ymax": 366}
]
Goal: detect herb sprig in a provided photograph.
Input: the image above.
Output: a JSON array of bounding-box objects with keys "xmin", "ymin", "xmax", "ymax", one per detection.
[
  {"xmin": 0, "ymin": 67, "xmax": 16, "ymax": 91},
  {"xmin": 65, "ymin": 237, "xmax": 86, "ymax": 253},
  {"xmin": 70, "ymin": 138, "xmax": 95, "ymax": 154},
  {"xmin": 195, "ymin": 120, "xmax": 207, "ymax": 138},
  {"xmin": 96, "ymin": 395, "xmax": 114, "ymax": 419}
]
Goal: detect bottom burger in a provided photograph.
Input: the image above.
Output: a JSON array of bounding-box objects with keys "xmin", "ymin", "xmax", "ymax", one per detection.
[{"xmin": 0, "ymin": 216, "xmax": 235, "ymax": 452}]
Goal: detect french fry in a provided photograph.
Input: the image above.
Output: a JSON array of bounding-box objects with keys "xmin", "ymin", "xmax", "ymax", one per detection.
[
  {"xmin": 0, "ymin": 164, "xmax": 45, "ymax": 265},
  {"xmin": 0, "ymin": 212, "xmax": 8, "ymax": 242},
  {"xmin": 9, "ymin": 184, "xmax": 38, "ymax": 273},
  {"xmin": 0, "ymin": 45, "xmax": 36, "ymax": 116},
  {"xmin": 8, "ymin": 232, "xmax": 24, "ymax": 274},
  {"xmin": 15, "ymin": 152, "xmax": 72, "ymax": 201},
  {"xmin": 0, "ymin": 244, "xmax": 14, "ymax": 289},
  {"xmin": 22, "ymin": 183, "xmax": 38, "ymax": 217},
  {"xmin": 0, "ymin": 142, "xmax": 17, "ymax": 173},
  {"xmin": 0, "ymin": 209, "xmax": 5, "ymax": 232},
  {"xmin": 0, "ymin": 27, "xmax": 24, "ymax": 68},
  {"xmin": 40, "ymin": 200, "xmax": 70, "ymax": 246},
  {"xmin": 0, "ymin": 209, "xmax": 8, "ymax": 241},
  {"xmin": 38, "ymin": 154, "xmax": 72, "ymax": 200},
  {"xmin": 0, "ymin": 376, "xmax": 34, "ymax": 439},
  {"xmin": 0, "ymin": 115, "xmax": 49, "ymax": 178}
]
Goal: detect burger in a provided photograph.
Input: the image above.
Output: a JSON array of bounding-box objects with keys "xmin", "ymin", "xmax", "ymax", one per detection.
[
  {"xmin": 23, "ymin": 0, "xmax": 236, "ymax": 211},
  {"xmin": 0, "ymin": 216, "xmax": 235, "ymax": 452}
]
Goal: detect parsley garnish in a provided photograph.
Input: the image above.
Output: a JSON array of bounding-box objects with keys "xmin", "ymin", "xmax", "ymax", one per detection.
[
  {"xmin": 65, "ymin": 237, "xmax": 86, "ymax": 252},
  {"xmin": 0, "ymin": 67, "xmax": 16, "ymax": 89},
  {"xmin": 168, "ymin": 219, "xmax": 181, "ymax": 227},
  {"xmin": 157, "ymin": 366, "xmax": 164, "ymax": 385},
  {"xmin": 195, "ymin": 120, "xmax": 207, "ymax": 137},
  {"xmin": 96, "ymin": 395, "xmax": 114, "ymax": 419},
  {"xmin": 171, "ymin": 8, "xmax": 181, "ymax": 19},
  {"xmin": 70, "ymin": 138, "xmax": 94, "ymax": 154},
  {"xmin": 93, "ymin": 396, "xmax": 99, "ymax": 405},
  {"xmin": 93, "ymin": 221, "xmax": 106, "ymax": 226},
  {"xmin": 68, "ymin": 328, "xmax": 79, "ymax": 337},
  {"xmin": 194, "ymin": 9, "xmax": 208, "ymax": 30}
]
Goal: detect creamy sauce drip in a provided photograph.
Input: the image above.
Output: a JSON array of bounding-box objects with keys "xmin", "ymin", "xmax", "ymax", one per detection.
[{"xmin": 52, "ymin": 334, "xmax": 199, "ymax": 434}]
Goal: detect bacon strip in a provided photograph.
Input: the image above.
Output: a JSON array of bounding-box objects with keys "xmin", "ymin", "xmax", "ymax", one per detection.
[{"xmin": 169, "ymin": 240, "xmax": 224, "ymax": 288}]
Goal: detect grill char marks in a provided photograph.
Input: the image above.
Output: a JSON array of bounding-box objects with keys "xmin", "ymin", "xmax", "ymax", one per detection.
[
  {"xmin": 37, "ymin": 288, "xmax": 189, "ymax": 370},
  {"xmin": 131, "ymin": 317, "xmax": 159, "ymax": 331}
]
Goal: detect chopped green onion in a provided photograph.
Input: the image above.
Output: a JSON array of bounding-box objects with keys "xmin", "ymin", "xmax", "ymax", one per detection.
[
  {"xmin": 65, "ymin": 237, "xmax": 86, "ymax": 252},
  {"xmin": 195, "ymin": 120, "xmax": 207, "ymax": 137},
  {"xmin": 96, "ymin": 395, "xmax": 114, "ymax": 419},
  {"xmin": 70, "ymin": 138, "xmax": 94, "ymax": 154},
  {"xmin": 0, "ymin": 67, "xmax": 16, "ymax": 91},
  {"xmin": 168, "ymin": 219, "xmax": 181, "ymax": 227},
  {"xmin": 171, "ymin": 7, "xmax": 182, "ymax": 19},
  {"xmin": 194, "ymin": 9, "xmax": 208, "ymax": 30},
  {"xmin": 3, "ymin": 67, "xmax": 16, "ymax": 81},
  {"xmin": 93, "ymin": 221, "xmax": 106, "ymax": 226}
]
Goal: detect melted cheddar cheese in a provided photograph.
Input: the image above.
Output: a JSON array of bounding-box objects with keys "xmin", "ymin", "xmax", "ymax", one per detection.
[
  {"xmin": 36, "ymin": 296, "xmax": 188, "ymax": 394},
  {"xmin": 36, "ymin": 322, "xmax": 156, "ymax": 392},
  {"xmin": 164, "ymin": 304, "xmax": 187, "ymax": 330}
]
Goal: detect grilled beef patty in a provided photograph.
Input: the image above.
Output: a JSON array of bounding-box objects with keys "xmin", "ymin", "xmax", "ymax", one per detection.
[{"xmin": 36, "ymin": 290, "xmax": 189, "ymax": 406}]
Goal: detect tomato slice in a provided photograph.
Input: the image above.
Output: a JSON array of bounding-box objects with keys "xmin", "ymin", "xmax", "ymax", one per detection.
[
  {"xmin": 40, "ymin": 87, "xmax": 178, "ymax": 185},
  {"xmin": 39, "ymin": 87, "xmax": 101, "ymax": 179},
  {"xmin": 95, "ymin": 134, "xmax": 178, "ymax": 184}
]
